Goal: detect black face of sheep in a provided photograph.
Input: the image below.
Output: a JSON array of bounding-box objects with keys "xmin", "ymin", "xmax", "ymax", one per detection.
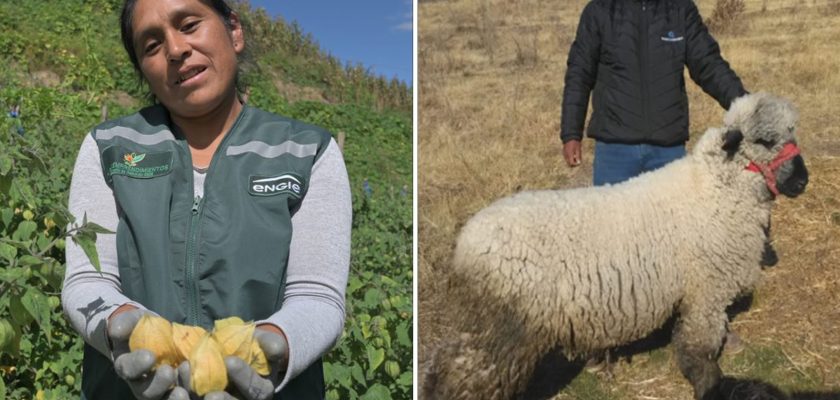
[
  {"xmin": 776, "ymin": 155, "xmax": 808, "ymax": 197},
  {"xmin": 721, "ymin": 128, "xmax": 809, "ymax": 198},
  {"xmin": 722, "ymin": 93, "xmax": 809, "ymax": 199}
]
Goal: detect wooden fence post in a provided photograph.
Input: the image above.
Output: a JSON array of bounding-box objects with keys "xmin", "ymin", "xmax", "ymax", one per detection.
[{"xmin": 337, "ymin": 131, "xmax": 346, "ymax": 153}]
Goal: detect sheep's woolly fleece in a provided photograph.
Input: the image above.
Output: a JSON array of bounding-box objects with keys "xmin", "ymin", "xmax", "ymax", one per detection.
[{"xmin": 424, "ymin": 92, "xmax": 804, "ymax": 400}]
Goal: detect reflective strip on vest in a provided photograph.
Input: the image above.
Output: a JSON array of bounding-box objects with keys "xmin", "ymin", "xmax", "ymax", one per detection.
[
  {"xmin": 227, "ymin": 140, "xmax": 319, "ymax": 158},
  {"xmin": 95, "ymin": 126, "xmax": 175, "ymax": 145}
]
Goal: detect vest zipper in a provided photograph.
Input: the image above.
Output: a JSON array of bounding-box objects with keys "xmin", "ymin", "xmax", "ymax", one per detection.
[
  {"xmin": 180, "ymin": 105, "xmax": 247, "ymax": 326},
  {"xmin": 186, "ymin": 195, "xmax": 204, "ymax": 325},
  {"xmin": 640, "ymin": 0, "xmax": 651, "ymax": 139}
]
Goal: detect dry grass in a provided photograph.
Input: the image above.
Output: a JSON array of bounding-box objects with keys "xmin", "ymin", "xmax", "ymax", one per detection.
[{"xmin": 418, "ymin": 0, "xmax": 840, "ymax": 397}]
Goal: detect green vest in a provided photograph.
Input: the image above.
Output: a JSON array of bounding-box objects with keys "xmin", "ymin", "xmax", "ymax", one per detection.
[{"xmin": 81, "ymin": 104, "xmax": 332, "ymax": 399}]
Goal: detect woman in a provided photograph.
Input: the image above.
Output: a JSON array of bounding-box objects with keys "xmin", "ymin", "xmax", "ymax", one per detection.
[{"xmin": 61, "ymin": 0, "xmax": 352, "ymax": 399}]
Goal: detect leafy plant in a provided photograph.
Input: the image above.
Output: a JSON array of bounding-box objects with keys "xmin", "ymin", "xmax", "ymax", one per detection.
[
  {"xmin": 0, "ymin": 1, "xmax": 413, "ymax": 398},
  {"xmin": 0, "ymin": 105, "xmax": 113, "ymax": 399}
]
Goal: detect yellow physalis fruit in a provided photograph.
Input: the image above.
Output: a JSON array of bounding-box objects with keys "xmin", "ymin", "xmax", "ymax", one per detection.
[
  {"xmin": 213, "ymin": 316, "xmax": 246, "ymax": 330},
  {"xmin": 213, "ymin": 320, "xmax": 255, "ymax": 362},
  {"xmin": 172, "ymin": 323, "xmax": 208, "ymax": 362},
  {"xmin": 128, "ymin": 314, "xmax": 179, "ymax": 368},
  {"xmin": 212, "ymin": 317, "xmax": 270, "ymax": 375},
  {"xmin": 22, "ymin": 210, "xmax": 34, "ymax": 221},
  {"xmin": 248, "ymin": 339, "xmax": 270, "ymax": 376},
  {"xmin": 189, "ymin": 333, "xmax": 228, "ymax": 395}
]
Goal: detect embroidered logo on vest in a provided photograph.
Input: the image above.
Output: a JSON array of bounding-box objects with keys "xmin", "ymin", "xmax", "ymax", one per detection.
[
  {"xmin": 123, "ymin": 152, "xmax": 145, "ymax": 166},
  {"xmin": 249, "ymin": 174, "xmax": 305, "ymax": 197},
  {"xmin": 103, "ymin": 146, "xmax": 173, "ymax": 179}
]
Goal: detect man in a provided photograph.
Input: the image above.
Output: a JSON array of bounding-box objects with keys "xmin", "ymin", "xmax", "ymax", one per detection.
[{"xmin": 561, "ymin": 0, "xmax": 747, "ymax": 185}]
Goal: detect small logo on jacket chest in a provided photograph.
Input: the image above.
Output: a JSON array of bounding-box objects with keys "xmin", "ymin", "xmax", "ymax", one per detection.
[
  {"xmin": 249, "ymin": 174, "xmax": 305, "ymax": 197},
  {"xmin": 661, "ymin": 31, "xmax": 684, "ymax": 42}
]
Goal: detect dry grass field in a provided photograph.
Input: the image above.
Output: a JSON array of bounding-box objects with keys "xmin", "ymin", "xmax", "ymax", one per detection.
[{"xmin": 418, "ymin": 0, "xmax": 840, "ymax": 398}]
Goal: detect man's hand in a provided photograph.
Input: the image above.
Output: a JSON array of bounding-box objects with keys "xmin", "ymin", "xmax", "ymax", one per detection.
[
  {"xmin": 178, "ymin": 326, "xmax": 289, "ymax": 400},
  {"xmin": 108, "ymin": 308, "xmax": 186, "ymax": 400},
  {"xmin": 563, "ymin": 139, "xmax": 582, "ymax": 167}
]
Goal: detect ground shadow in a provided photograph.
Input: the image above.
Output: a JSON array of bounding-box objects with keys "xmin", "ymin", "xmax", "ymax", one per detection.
[
  {"xmin": 519, "ymin": 318, "xmax": 677, "ymax": 399},
  {"xmin": 516, "ymin": 293, "xmax": 804, "ymax": 400},
  {"xmin": 712, "ymin": 377, "xmax": 840, "ymax": 400},
  {"xmin": 518, "ymin": 348, "xmax": 584, "ymax": 400}
]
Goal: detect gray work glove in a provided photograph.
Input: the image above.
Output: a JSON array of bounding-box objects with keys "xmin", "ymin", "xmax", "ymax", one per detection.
[
  {"xmin": 177, "ymin": 329, "xmax": 289, "ymax": 400},
  {"xmin": 109, "ymin": 309, "xmax": 189, "ymax": 400}
]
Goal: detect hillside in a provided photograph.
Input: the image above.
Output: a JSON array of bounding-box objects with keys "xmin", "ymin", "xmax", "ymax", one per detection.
[
  {"xmin": 0, "ymin": 0, "xmax": 411, "ymax": 398},
  {"xmin": 419, "ymin": 0, "xmax": 840, "ymax": 398}
]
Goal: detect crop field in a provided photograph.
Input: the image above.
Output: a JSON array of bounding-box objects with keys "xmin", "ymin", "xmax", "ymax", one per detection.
[{"xmin": 418, "ymin": 0, "xmax": 840, "ymax": 398}]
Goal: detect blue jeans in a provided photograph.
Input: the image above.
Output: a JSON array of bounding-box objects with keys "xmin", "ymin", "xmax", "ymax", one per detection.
[{"xmin": 593, "ymin": 141, "xmax": 686, "ymax": 186}]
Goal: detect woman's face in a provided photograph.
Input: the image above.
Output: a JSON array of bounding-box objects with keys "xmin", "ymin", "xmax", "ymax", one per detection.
[{"xmin": 131, "ymin": 0, "xmax": 244, "ymax": 118}]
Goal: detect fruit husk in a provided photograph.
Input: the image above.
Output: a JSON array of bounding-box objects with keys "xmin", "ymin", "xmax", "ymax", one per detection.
[
  {"xmin": 248, "ymin": 339, "xmax": 270, "ymax": 376},
  {"xmin": 172, "ymin": 323, "xmax": 208, "ymax": 362},
  {"xmin": 213, "ymin": 316, "xmax": 246, "ymax": 331},
  {"xmin": 212, "ymin": 317, "xmax": 270, "ymax": 375},
  {"xmin": 128, "ymin": 314, "xmax": 179, "ymax": 368},
  {"xmin": 189, "ymin": 333, "xmax": 228, "ymax": 395}
]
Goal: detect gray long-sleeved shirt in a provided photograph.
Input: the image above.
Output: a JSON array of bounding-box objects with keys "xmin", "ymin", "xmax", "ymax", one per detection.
[{"xmin": 62, "ymin": 133, "xmax": 352, "ymax": 391}]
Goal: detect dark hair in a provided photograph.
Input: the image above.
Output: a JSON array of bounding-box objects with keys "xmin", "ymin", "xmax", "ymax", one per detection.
[{"xmin": 119, "ymin": 0, "xmax": 246, "ymax": 100}]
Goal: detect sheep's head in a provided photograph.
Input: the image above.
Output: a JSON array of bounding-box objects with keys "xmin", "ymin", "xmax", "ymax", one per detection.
[{"xmin": 719, "ymin": 92, "xmax": 808, "ymax": 198}]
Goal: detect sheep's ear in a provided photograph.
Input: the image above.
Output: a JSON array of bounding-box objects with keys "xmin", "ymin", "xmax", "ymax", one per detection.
[{"xmin": 722, "ymin": 129, "xmax": 743, "ymax": 159}]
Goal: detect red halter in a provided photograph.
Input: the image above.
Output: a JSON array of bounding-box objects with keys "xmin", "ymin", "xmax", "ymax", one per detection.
[{"xmin": 745, "ymin": 142, "xmax": 801, "ymax": 197}]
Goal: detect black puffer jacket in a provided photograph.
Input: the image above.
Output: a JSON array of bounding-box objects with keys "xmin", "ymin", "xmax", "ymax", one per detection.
[{"xmin": 560, "ymin": 0, "xmax": 747, "ymax": 146}]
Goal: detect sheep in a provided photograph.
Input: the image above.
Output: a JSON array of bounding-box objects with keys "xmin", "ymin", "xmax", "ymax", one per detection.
[{"xmin": 422, "ymin": 92, "xmax": 809, "ymax": 400}]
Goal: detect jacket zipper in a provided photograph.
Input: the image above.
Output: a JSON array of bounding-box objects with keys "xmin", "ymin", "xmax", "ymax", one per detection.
[
  {"xmin": 640, "ymin": 0, "xmax": 651, "ymax": 138},
  {"xmin": 186, "ymin": 195, "xmax": 204, "ymax": 325},
  {"xmin": 181, "ymin": 105, "xmax": 248, "ymax": 326}
]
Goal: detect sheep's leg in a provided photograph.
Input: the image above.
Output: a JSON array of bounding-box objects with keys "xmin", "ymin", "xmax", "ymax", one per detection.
[
  {"xmin": 423, "ymin": 331, "xmax": 542, "ymax": 400},
  {"xmin": 673, "ymin": 307, "xmax": 727, "ymax": 400}
]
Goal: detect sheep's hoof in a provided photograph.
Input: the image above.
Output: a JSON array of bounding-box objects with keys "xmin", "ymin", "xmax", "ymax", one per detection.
[
  {"xmin": 583, "ymin": 350, "xmax": 615, "ymax": 380},
  {"xmin": 722, "ymin": 331, "xmax": 745, "ymax": 355}
]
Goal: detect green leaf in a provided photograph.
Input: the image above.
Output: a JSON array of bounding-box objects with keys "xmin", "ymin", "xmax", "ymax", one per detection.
[
  {"xmin": 0, "ymin": 242, "xmax": 16, "ymax": 262},
  {"xmin": 397, "ymin": 371, "xmax": 412, "ymax": 386},
  {"xmin": 0, "ymin": 174, "xmax": 11, "ymax": 197},
  {"xmin": 0, "ymin": 266, "xmax": 21, "ymax": 283},
  {"xmin": 0, "ymin": 371, "xmax": 6, "ymax": 398},
  {"xmin": 396, "ymin": 321, "xmax": 411, "ymax": 347},
  {"xmin": 1, "ymin": 208, "xmax": 12, "ymax": 227},
  {"xmin": 132, "ymin": 153, "xmax": 146, "ymax": 163},
  {"xmin": 361, "ymin": 320, "xmax": 372, "ymax": 339},
  {"xmin": 10, "ymin": 295, "xmax": 33, "ymax": 326},
  {"xmin": 360, "ymin": 383, "xmax": 392, "ymax": 400},
  {"xmin": 36, "ymin": 232, "xmax": 52, "ymax": 252},
  {"xmin": 71, "ymin": 232, "xmax": 101, "ymax": 272},
  {"xmin": 380, "ymin": 275, "xmax": 399, "ymax": 287},
  {"xmin": 350, "ymin": 363, "xmax": 366, "ymax": 385},
  {"xmin": 22, "ymin": 288, "xmax": 52, "ymax": 343},
  {"xmin": 18, "ymin": 255, "xmax": 43, "ymax": 266},
  {"xmin": 364, "ymin": 288, "xmax": 384, "ymax": 307},
  {"xmin": 81, "ymin": 221, "xmax": 114, "ymax": 235},
  {"xmin": 13, "ymin": 220, "xmax": 38, "ymax": 241},
  {"xmin": 326, "ymin": 362, "xmax": 352, "ymax": 389},
  {"xmin": 366, "ymin": 345, "xmax": 385, "ymax": 374},
  {"xmin": 347, "ymin": 275, "xmax": 363, "ymax": 295},
  {"xmin": 0, "ymin": 154, "xmax": 12, "ymax": 175}
]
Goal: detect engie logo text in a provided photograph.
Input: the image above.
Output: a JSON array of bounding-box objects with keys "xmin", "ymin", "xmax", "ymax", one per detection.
[{"xmin": 249, "ymin": 174, "xmax": 305, "ymax": 198}]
